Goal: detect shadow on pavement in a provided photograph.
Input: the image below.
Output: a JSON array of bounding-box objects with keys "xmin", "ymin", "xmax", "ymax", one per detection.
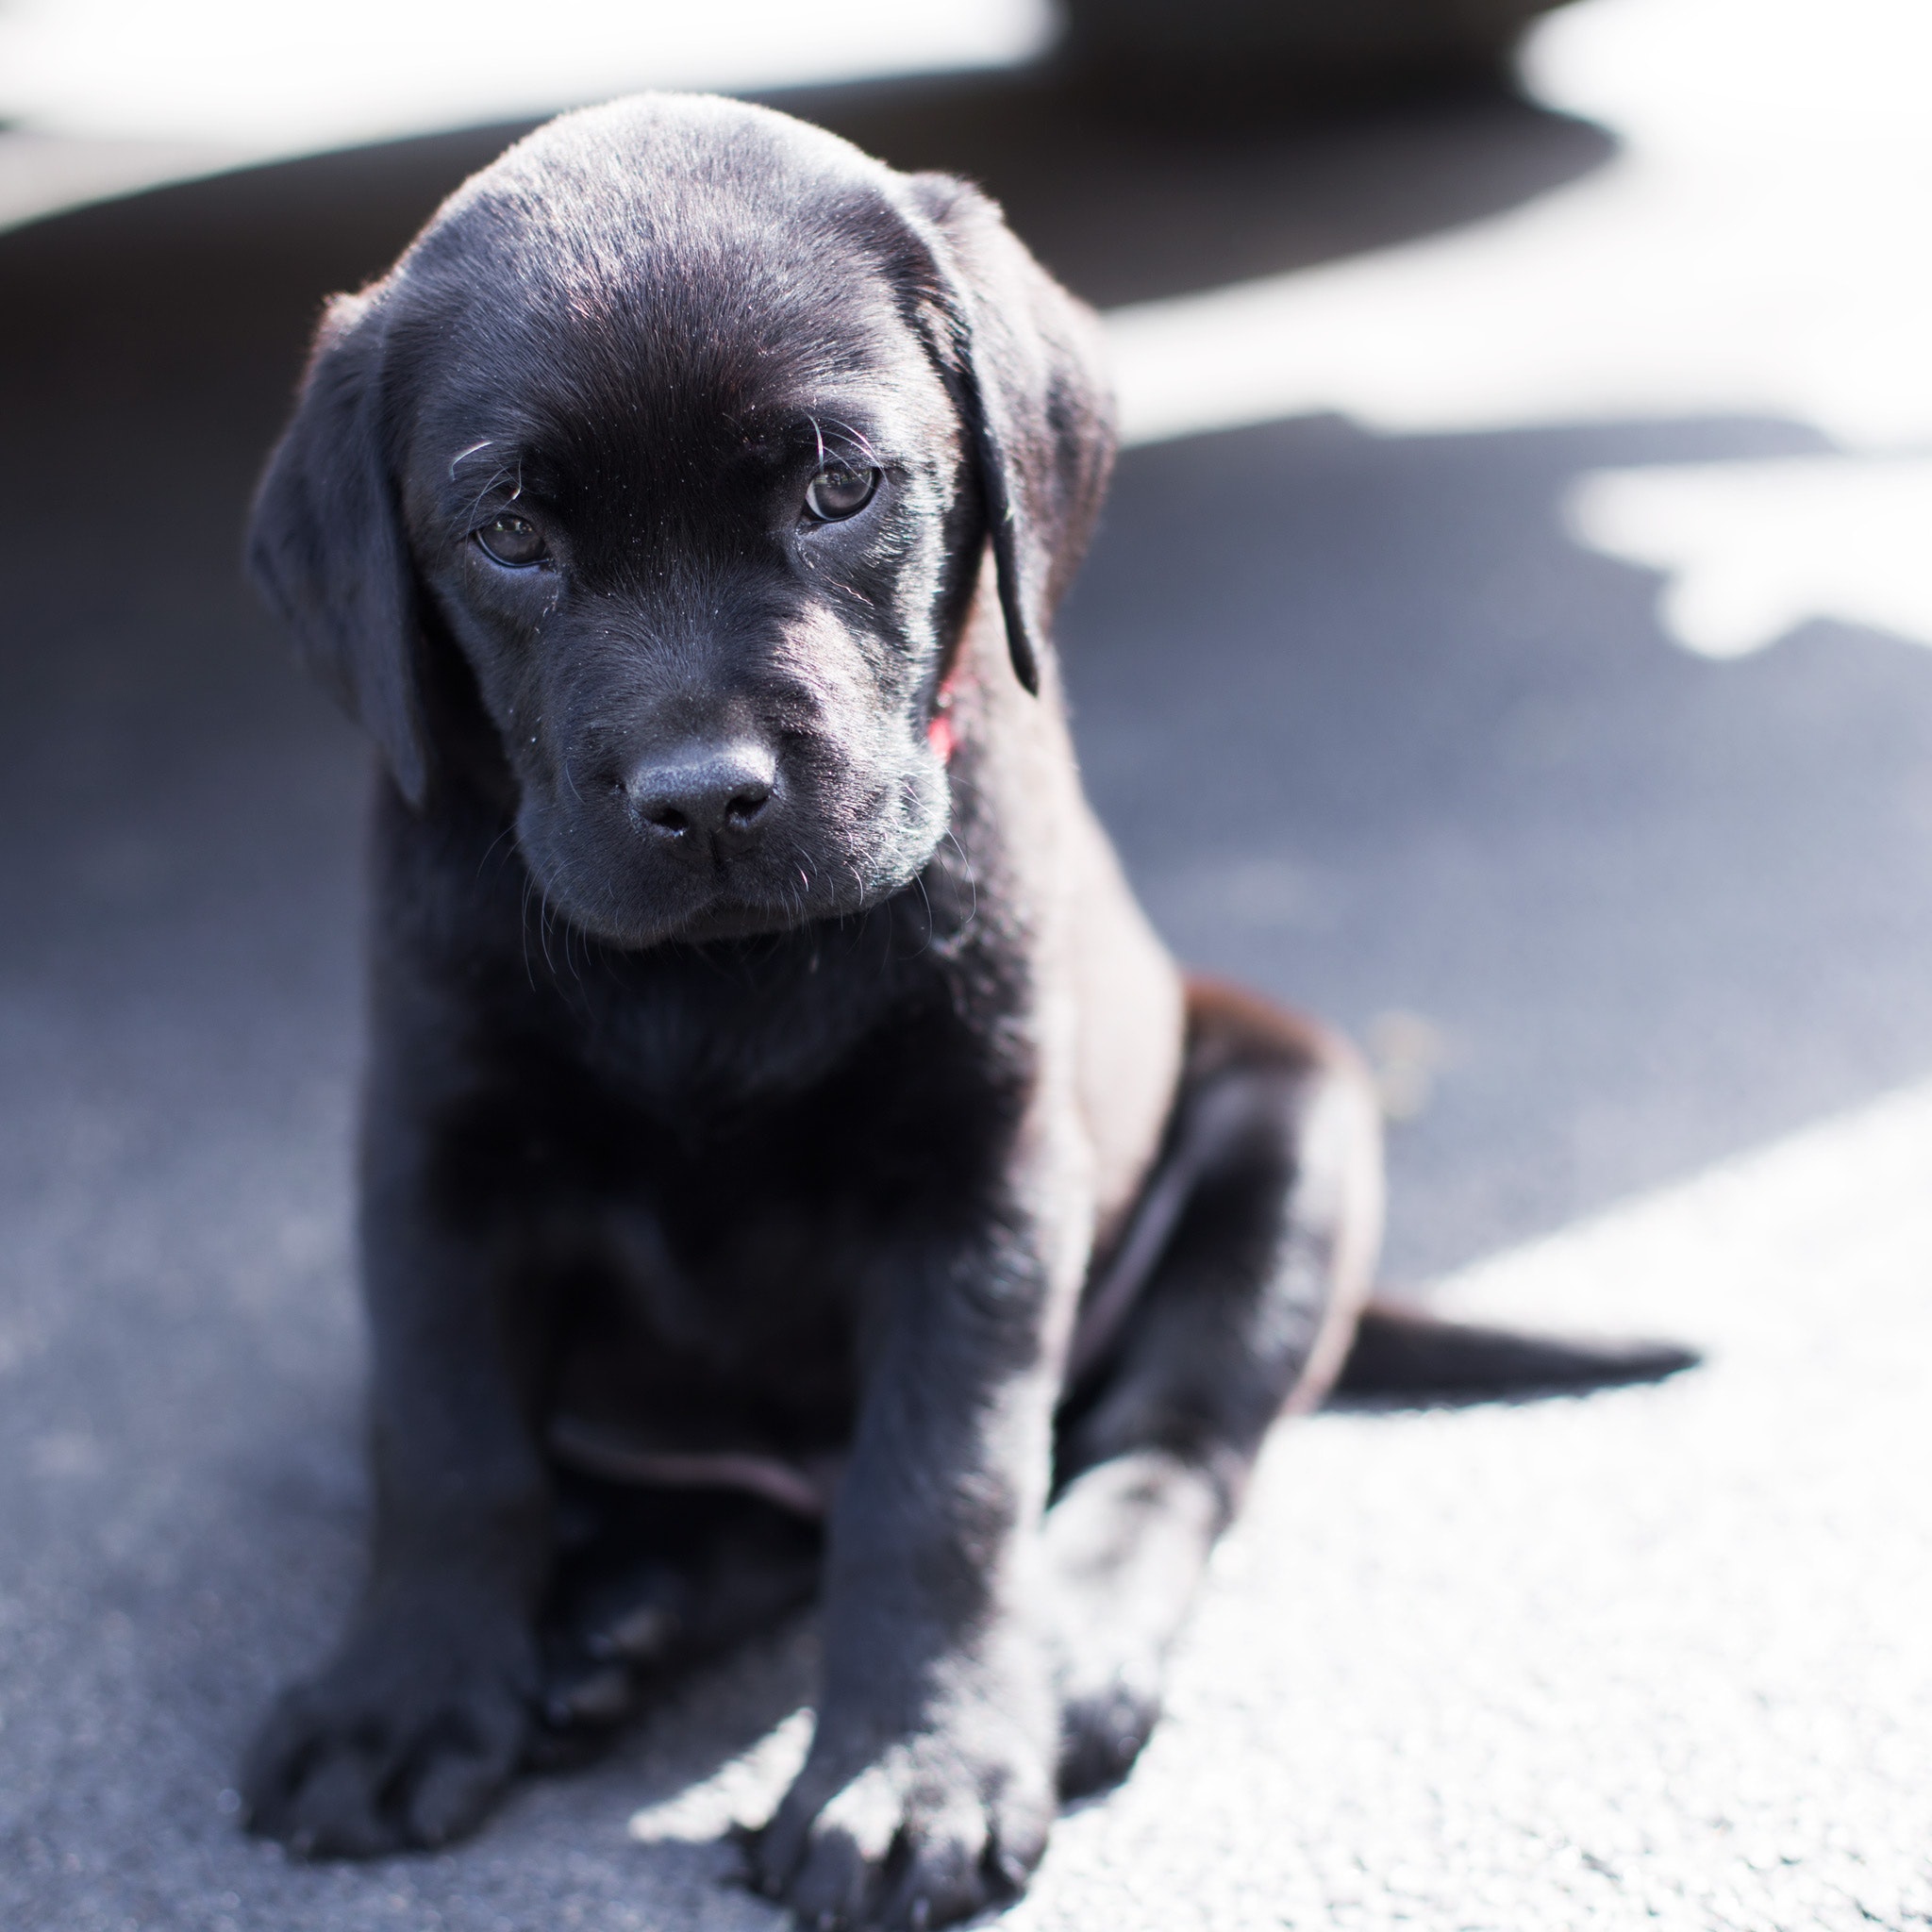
[
  {"xmin": 764, "ymin": 66, "xmax": 1614, "ymax": 307},
  {"xmin": 1061, "ymin": 409, "xmax": 1932, "ymax": 1279}
]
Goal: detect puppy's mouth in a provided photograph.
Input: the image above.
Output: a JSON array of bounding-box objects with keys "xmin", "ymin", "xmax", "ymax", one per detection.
[
  {"xmin": 525, "ymin": 867, "xmax": 842, "ymax": 951},
  {"xmin": 647, "ymin": 894, "xmax": 824, "ymax": 944},
  {"xmin": 512, "ymin": 820, "xmax": 923, "ymax": 953}
]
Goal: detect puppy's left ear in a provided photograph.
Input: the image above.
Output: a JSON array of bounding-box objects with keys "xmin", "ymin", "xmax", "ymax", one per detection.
[
  {"xmin": 906, "ymin": 175, "xmax": 1117, "ymax": 696},
  {"xmin": 247, "ymin": 288, "xmax": 429, "ymax": 807}
]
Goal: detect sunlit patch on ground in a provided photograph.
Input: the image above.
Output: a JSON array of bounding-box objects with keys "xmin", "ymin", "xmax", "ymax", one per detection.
[{"xmin": 1569, "ymin": 457, "xmax": 1932, "ymax": 658}]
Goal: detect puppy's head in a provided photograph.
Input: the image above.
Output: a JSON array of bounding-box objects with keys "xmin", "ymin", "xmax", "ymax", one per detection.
[{"xmin": 248, "ymin": 94, "xmax": 1113, "ymax": 947}]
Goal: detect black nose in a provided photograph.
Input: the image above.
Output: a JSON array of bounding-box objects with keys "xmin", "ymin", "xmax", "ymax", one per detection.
[{"xmin": 624, "ymin": 742, "xmax": 776, "ymax": 846}]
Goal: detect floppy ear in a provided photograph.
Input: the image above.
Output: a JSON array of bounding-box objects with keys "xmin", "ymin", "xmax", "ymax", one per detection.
[
  {"xmin": 906, "ymin": 175, "xmax": 1118, "ymax": 696},
  {"xmin": 247, "ymin": 289, "xmax": 428, "ymax": 806}
]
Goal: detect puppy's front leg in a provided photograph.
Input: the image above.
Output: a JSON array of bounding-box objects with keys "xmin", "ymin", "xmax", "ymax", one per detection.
[
  {"xmin": 242, "ymin": 1073, "xmax": 551, "ymax": 1857},
  {"xmin": 756, "ymin": 1191, "xmax": 1077, "ymax": 1930}
]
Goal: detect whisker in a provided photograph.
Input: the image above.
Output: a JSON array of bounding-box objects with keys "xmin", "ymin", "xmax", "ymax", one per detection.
[
  {"xmin": 518, "ymin": 872, "xmax": 541, "ymax": 991},
  {"xmin": 475, "ymin": 818, "xmax": 519, "ymax": 883},
  {"xmin": 941, "ymin": 827, "xmax": 978, "ymax": 939},
  {"xmin": 910, "ymin": 867, "xmax": 935, "ymax": 958}
]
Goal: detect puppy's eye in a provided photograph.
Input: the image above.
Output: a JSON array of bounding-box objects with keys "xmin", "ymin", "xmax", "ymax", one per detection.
[
  {"xmin": 804, "ymin": 464, "xmax": 879, "ymax": 523},
  {"xmin": 475, "ymin": 513, "xmax": 547, "ymax": 568}
]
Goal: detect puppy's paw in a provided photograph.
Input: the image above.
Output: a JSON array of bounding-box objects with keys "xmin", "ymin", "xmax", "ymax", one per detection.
[
  {"xmin": 1040, "ymin": 1450, "xmax": 1219, "ymax": 1796},
  {"xmin": 242, "ymin": 1610, "xmax": 536, "ymax": 1857},
  {"xmin": 1053, "ymin": 1657, "xmax": 1162, "ymax": 1799},
  {"xmin": 751, "ymin": 1721, "xmax": 1055, "ymax": 1930}
]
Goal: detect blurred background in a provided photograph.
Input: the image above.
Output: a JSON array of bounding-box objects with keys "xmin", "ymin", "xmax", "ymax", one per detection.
[{"xmin": 4, "ymin": 3, "xmax": 1931, "ymax": 1928}]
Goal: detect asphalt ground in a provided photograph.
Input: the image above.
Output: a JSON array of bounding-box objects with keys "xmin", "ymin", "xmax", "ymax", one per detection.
[{"xmin": 3, "ymin": 62, "xmax": 1930, "ymax": 1932}]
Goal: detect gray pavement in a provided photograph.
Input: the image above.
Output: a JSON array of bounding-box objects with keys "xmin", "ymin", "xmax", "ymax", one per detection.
[{"xmin": 4, "ymin": 61, "xmax": 1931, "ymax": 1932}]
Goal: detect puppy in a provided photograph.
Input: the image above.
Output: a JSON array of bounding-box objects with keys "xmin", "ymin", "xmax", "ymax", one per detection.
[{"xmin": 241, "ymin": 93, "xmax": 1384, "ymax": 1928}]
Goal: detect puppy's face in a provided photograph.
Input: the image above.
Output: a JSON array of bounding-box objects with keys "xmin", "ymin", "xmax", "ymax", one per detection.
[
  {"xmin": 249, "ymin": 96, "xmax": 1116, "ymax": 949},
  {"xmin": 391, "ymin": 142, "xmax": 975, "ymax": 946}
]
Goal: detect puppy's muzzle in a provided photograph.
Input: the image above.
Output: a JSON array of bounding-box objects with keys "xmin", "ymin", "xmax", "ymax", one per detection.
[{"xmin": 623, "ymin": 741, "xmax": 777, "ymax": 858}]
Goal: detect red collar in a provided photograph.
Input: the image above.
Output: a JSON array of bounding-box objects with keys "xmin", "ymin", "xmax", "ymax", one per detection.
[{"xmin": 927, "ymin": 667, "xmax": 960, "ymax": 763}]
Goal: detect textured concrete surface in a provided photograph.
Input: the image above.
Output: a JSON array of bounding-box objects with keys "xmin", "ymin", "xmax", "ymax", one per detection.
[{"xmin": 5, "ymin": 18, "xmax": 1932, "ymax": 1931}]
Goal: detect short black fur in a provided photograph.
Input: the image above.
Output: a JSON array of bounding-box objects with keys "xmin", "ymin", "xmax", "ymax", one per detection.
[{"xmin": 237, "ymin": 92, "xmax": 1657, "ymax": 1931}]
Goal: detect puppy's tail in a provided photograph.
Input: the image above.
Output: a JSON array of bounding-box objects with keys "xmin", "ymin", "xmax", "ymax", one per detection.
[{"xmin": 1332, "ymin": 1297, "xmax": 1700, "ymax": 1404}]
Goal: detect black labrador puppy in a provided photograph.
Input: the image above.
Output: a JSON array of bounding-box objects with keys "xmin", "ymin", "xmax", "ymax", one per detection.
[{"xmin": 239, "ymin": 92, "xmax": 1386, "ymax": 1927}]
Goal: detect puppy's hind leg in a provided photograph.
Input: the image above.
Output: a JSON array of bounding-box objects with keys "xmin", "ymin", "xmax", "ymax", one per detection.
[
  {"xmin": 1045, "ymin": 978, "xmax": 1383, "ymax": 1796},
  {"xmin": 533, "ymin": 1482, "xmax": 824, "ymax": 1757}
]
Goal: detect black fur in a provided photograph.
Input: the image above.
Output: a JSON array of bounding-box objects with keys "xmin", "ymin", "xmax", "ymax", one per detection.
[{"xmin": 236, "ymin": 92, "xmax": 1488, "ymax": 1929}]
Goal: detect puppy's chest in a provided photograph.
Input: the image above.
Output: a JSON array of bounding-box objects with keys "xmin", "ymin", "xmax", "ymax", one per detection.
[
  {"xmin": 535, "ymin": 1005, "xmax": 1014, "ymax": 1469},
  {"xmin": 540, "ymin": 1108, "xmax": 941, "ymax": 1494},
  {"xmin": 462, "ymin": 900, "xmax": 1032, "ymax": 1490}
]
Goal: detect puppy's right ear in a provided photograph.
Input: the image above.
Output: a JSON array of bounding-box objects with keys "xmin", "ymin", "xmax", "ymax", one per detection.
[
  {"xmin": 247, "ymin": 290, "xmax": 428, "ymax": 808},
  {"xmin": 902, "ymin": 175, "xmax": 1117, "ymax": 700}
]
